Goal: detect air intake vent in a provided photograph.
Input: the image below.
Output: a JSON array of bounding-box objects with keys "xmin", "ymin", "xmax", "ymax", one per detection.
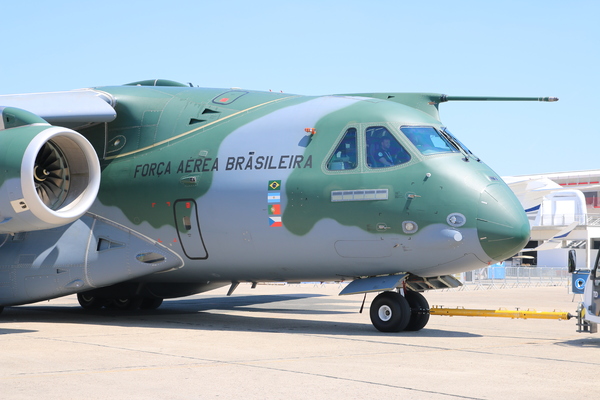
[{"xmin": 97, "ymin": 238, "xmax": 125, "ymax": 251}]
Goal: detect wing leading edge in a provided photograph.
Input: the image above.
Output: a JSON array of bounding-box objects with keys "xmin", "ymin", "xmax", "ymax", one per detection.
[{"xmin": 0, "ymin": 89, "xmax": 117, "ymax": 128}]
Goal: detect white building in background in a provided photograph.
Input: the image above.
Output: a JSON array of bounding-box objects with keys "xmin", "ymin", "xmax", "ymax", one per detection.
[{"xmin": 504, "ymin": 170, "xmax": 600, "ymax": 269}]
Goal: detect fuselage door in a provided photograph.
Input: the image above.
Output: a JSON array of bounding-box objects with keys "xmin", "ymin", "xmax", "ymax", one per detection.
[
  {"xmin": 592, "ymin": 251, "xmax": 600, "ymax": 316},
  {"xmin": 174, "ymin": 199, "xmax": 208, "ymax": 259}
]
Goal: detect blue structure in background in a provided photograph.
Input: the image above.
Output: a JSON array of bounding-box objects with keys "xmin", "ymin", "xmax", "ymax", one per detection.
[{"xmin": 488, "ymin": 262, "xmax": 506, "ymax": 279}]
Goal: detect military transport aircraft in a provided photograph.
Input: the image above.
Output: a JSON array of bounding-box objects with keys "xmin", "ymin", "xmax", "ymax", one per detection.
[{"xmin": 0, "ymin": 80, "xmax": 557, "ymax": 332}]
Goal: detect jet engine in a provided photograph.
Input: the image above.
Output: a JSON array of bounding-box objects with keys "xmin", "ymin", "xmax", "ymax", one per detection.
[{"xmin": 0, "ymin": 107, "xmax": 100, "ymax": 233}]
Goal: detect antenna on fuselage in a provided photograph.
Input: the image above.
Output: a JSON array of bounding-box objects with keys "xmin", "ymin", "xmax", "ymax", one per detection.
[{"xmin": 438, "ymin": 95, "xmax": 559, "ymax": 103}]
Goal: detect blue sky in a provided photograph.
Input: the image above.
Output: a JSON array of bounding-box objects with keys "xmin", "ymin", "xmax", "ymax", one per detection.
[{"xmin": 1, "ymin": 0, "xmax": 597, "ymax": 176}]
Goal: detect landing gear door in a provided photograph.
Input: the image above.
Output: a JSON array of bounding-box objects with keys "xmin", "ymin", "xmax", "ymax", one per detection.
[
  {"xmin": 174, "ymin": 199, "xmax": 208, "ymax": 259},
  {"xmin": 592, "ymin": 251, "xmax": 600, "ymax": 317}
]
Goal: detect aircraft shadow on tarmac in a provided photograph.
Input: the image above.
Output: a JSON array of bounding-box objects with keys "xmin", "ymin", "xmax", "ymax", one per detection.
[
  {"xmin": 0, "ymin": 328, "xmax": 37, "ymax": 335},
  {"xmin": 554, "ymin": 338, "xmax": 600, "ymax": 348},
  {"xmin": 2, "ymin": 293, "xmax": 481, "ymax": 338}
]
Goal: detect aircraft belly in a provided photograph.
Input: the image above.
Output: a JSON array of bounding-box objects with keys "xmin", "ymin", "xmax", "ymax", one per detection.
[
  {"xmin": 0, "ymin": 214, "xmax": 182, "ymax": 306},
  {"xmin": 88, "ymin": 191, "xmax": 491, "ymax": 284},
  {"xmin": 135, "ymin": 219, "xmax": 487, "ymax": 283}
]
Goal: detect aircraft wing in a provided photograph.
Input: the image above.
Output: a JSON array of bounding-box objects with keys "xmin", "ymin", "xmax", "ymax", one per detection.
[
  {"xmin": 506, "ymin": 170, "xmax": 600, "ymax": 203},
  {"xmin": 504, "ymin": 174, "xmax": 588, "ymax": 252},
  {"xmin": 0, "ymin": 89, "xmax": 117, "ymax": 128},
  {"xmin": 503, "ymin": 176, "xmax": 563, "ymax": 212},
  {"xmin": 531, "ymin": 222, "xmax": 579, "ymax": 250}
]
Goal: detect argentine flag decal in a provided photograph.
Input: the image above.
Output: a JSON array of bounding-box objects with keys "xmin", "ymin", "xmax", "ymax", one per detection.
[{"xmin": 268, "ymin": 192, "xmax": 280, "ymax": 203}]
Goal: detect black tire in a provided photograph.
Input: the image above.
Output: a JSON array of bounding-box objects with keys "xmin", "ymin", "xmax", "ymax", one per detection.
[
  {"xmin": 404, "ymin": 291, "xmax": 430, "ymax": 331},
  {"xmin": 77, "ymin": 293, "xmax": 105, "ymax": 310},
  {"xmin": 140, "ymin": 297, "xmax": 163, "ymax": 310},
  {"xmin": 370, "ymin": 291, "xmax": 411, "ymax": 332},
  {"xmin": 112, "ymin": 297, "xmax": 143, "ymax": 310}
]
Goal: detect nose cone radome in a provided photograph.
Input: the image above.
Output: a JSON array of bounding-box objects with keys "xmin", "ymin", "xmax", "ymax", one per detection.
[{"xmin": 477, "ymin": 183, "xmax": 530, "ymax": 261}]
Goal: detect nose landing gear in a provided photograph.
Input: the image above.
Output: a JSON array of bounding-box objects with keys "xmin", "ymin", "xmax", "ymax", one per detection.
[{"xmin": 370, "ymin": 290, "xmax": 430, "ymax": 332}]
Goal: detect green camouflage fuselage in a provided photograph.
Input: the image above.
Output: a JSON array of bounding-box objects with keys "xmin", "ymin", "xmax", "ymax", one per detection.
[{"xmin": 83, "ymin": 83, "xmax": 528, "ymax": 286}]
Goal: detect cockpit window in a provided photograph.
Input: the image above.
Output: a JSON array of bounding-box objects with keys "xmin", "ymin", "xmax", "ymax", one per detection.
[
  {"xmin": 400, "ymin": 126, "xmax": 458, "ymax": 155},
  {"xmin": 366, "ymin": 126, "xmax": 411, "ymax": 168},
  {"xmin": 327, "ymin": 128, "xmax": 357, "ymax": 170}
]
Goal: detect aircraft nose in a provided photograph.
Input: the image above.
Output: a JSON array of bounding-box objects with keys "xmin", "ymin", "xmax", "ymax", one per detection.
[{"xmin": 476, "ymin": 183, "xmax": 530, "ymax": 261}]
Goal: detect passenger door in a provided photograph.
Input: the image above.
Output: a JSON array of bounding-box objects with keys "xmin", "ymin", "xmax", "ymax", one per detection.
[{"xmin": 174, "ymin": 199, "xmax": 208, "ymax": 259}]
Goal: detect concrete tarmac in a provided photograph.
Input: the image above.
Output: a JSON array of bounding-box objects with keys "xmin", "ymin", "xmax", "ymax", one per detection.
[{"xmin": 1, "ymin": 284, "xmax": 599, "ymax": 399}]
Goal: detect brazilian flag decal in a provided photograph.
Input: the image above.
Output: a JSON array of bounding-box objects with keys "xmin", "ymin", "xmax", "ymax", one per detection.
[{"xmin": 268, "ymin": 180, "xmax": 281, "ymax": 191}]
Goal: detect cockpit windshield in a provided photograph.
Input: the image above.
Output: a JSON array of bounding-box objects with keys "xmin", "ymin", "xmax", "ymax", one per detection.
[
  {"xmin": 366, "ymin": 126, "xmax": 411, "ymax": 168},
  {"xmin": 400, "ymin": 126, "xmax": 458, "ymax": 155}
]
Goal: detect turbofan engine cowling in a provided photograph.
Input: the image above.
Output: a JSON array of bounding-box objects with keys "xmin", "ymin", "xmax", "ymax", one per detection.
[{"xmin": 0, "ymin": 107, "xmax": 100, "ymax": 233}]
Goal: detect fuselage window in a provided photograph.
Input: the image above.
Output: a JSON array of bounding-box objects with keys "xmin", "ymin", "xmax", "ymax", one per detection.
[
  {"xmin": 366, "ymin": 126, "xmax": 411, "ymax": 168},
  {"xmin": 400, "ymin": 126, "xmax": 458, "ymax": 155},
  {"xmin": 327, "ymin": 128, "xmax": 357, "ymax": 170}
]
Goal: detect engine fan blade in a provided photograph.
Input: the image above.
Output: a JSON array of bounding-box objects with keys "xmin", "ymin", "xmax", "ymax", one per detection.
[{"xmin": 33, "ymin": 141, "xmax": 70, "ymax": 210}]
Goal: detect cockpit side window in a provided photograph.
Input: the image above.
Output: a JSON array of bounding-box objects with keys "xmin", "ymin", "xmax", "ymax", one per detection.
[
  {"xmin": 366, "ymin": 126, "xmax": 411, "ymax": 168},
  {"xmin": 327, "ymin": 128, "xmax": 357, "ymax": 170},
  {"xmin": 400, "ymin": 126, "xmax": 458, "ymax": 155}
]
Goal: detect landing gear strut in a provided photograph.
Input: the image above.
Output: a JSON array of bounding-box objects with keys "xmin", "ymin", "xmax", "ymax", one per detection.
[{"xmin": 369, "ymin": 290, "xmax": 430, "ymax": 332}]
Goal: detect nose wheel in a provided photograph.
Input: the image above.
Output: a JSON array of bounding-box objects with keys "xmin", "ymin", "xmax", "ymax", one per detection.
[
  {"xmin": 370, "ymin": 290, "xmax": 430, "ymax": 332},
  {"xmin": 370, "ymin": 291, "xmax": 411, "ymax": 332},
  {"xmin": 404, "ymin": 290, "xmax": 430, "ymax": 331}
]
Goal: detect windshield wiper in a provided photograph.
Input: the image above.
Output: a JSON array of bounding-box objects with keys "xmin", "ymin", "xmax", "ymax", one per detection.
[{"xmin": 440, "ymin": 128, "xmax": 480, "ymax": 162}]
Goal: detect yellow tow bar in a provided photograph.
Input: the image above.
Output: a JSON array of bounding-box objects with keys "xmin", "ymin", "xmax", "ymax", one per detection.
[{"xmin": 430, "ymin": 306, "xmax": 573, "ymax": 320}]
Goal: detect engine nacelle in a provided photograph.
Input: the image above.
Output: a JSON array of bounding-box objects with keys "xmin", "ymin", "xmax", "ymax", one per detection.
[{"xmin": 0, "ymin": 107, "xmax": 100, "ymax": 233}]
